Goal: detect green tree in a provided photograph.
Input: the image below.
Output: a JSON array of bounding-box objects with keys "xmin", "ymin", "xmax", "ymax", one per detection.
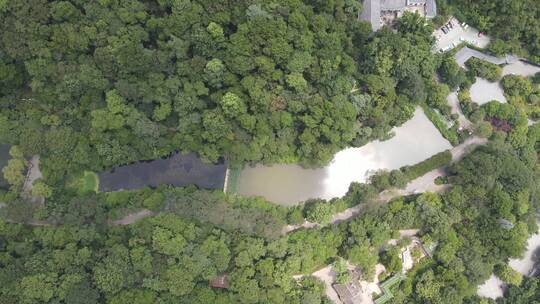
[{"xmin": 220, "ymin": 93, "xmax": 246, "ymax": 118}]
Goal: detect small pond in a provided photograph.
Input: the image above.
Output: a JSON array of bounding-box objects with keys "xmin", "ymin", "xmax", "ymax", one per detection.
[
  {"xmin": 469, "ymin": 77, "xmax": 507, "ymax": 105},
  {"xmin": 237, "ymin": 108, "xmax": 452, "ymax": 206},
  {"xmin": 0, "ymin": 144, "xmax": 10, "ymax": 188},
  {"xmin": 99, "ymin": 152, "xmax": 227, "ymax": 192}
]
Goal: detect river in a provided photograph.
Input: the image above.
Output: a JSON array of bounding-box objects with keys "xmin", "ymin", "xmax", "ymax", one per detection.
[{"xmin": 237, "ymin": 108, "xmax": 452, "ymax": 205}]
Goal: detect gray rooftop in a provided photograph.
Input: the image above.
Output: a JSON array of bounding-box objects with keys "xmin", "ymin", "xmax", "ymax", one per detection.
[
  {"xmin": 334, "ymin": 283, "xmax": 362, "ymax": 304},
  {"xmin": 360, "ymin": 0, "xmax": 382, "ymax": 31},
  {"xmin": 381, "ymin": 0, "xmax": 407, "ymax": 10},
  {"xmin": 426, "ymin": 0, "xmax": 437, "ymax": 18},
  {"xmin": 99, "ymin": 152, "xmax": 227, "ymax": 192},
  {"xmin": 360, "ymin": 0, "xmax": 437, "ymax": 31}
]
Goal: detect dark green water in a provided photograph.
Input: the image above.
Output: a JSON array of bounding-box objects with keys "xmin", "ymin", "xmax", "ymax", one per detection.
[
  {"xmin": 0, "ymin": 144, "xmax": 10, "ymax": 188},
  {"xmin": 98, "ymin": 152, "xmax": 227, "ymax": 192}
]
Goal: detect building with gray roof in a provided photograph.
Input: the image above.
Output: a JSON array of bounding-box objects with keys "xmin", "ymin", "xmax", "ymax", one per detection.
[{"xmin": 360, "ymin": 0, "xmax": 437, "ymax": 31}]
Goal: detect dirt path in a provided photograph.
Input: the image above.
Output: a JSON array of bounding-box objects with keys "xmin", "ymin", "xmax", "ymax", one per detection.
[
  {"xmin": 447, "ymin": 91, "xmax": 471, "ymax": 130},
  {"xmin": 112, "ymin": 209, "xmax": 155, "ymax": 225},
  {"xmin": 22, "ymin": 155, "xmax": 45, "ymax": 205},
  {"xmin": 22, "ymin": 155, "xmax": 42, "ymax": 192}
]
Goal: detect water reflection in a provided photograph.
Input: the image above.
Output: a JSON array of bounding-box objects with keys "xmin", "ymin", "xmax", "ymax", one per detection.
[{"xmin": 237, "ymin": 108, "xmax": 452, "ymax": 205}]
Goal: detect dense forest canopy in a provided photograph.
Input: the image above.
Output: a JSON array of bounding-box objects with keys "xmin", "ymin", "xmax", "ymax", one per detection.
[{"xmin": 0, "ymin": 0, "xmax": 440, "ymax": 187}]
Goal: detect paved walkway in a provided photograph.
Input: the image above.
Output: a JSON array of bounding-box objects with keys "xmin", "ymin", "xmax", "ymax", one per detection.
[
  {"xmin": 454, "ymin": 47, "xmax": 518, "ymax": 68},
  {"xmin": 311, "ymin": 266, "xmax": 343, "ymax": 304},
  {"xmin": 447, "ymin": 91, "xmax": 471, "ymax": 129},
  {"xmin": 502, "ymin": 60, "xmax": 540, "ymax": 77}
]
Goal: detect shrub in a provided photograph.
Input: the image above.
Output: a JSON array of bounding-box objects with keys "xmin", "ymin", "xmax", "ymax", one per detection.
[
  {"xmin": 304, "ymin": 200, "xmax": 335, "ymax": 224},
  {"xmin": 287, "ymin": 207, "xmax": 305, "ymax": 225},
  {"xmin": 422, "ymin": 104, "xmax": 459, "ymax": 145},
  {"xmin": 401, "ymin": 150, "xmax": 452, "ymax": 181},
  {"xmin": 434, "ymin": 176, "xmax": 448, "ymax": 185},
  {"xmin": 143, "ymin": 192, "xmax": 165, "ymax": 211},
  {"xmin": 465, "ymin": 57, "xmax": 503, "ymax": 82},
  {"xmin": 494, "ymin": 264, "xmax": 522, "ymax": 286}
]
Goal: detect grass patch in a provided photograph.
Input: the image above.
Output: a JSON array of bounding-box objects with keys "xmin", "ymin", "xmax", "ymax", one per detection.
[
  {"xmin": 81, "ymin": 171, "xmax": 99, "ymax": 193},
  {"xmin": 68, "ymin": 171, "xmax": 99, "ymax": 194},
  {"xmin": 225, "ymin": 167, "xmax": 241, "ymax": 194}
]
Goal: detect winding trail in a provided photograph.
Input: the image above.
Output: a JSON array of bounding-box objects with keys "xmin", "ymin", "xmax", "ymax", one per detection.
[
  {"xmin": 22, "ymin": 155, "xmax": 42, "ymax": 192},
  {"xmin": 22, "ymin": 155, "xmax": 45, "ymax": 205},
  {"xmin": 112, "ymin": 209, "xmax": 156, "ymax": 225},
  {"xmin": 454, "ymin": 47, "xmax": 517, "ymax": 68}
]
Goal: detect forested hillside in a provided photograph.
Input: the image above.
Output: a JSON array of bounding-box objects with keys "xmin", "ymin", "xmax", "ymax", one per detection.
[
  {"xmin": 0, "ymin": 0, "xmax": 441, "ymax": 186},
  {"xmin": 2, "ymin": 1, "xmax": 540, "ymax": 304}
]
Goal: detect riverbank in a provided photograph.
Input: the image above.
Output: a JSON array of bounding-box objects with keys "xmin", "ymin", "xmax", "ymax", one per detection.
[
  {"xmin": 283, "ymin": 136, "xmax": 486, "ymax": 233},
  {"xmin": 237, "ymin": 108, "xmax": 452, "ymax": 205}
]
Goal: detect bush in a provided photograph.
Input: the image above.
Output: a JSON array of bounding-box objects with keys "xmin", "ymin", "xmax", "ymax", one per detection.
[
  {"xmin": 143, "ymin": 192, "xmax": 165, "ymax": 211},
  {"xmin": 438, "ymin": 54, "xmax": 468, "ymax": 90},
  {"xmin": 494, "ymin": 264, "xmax": 523, "ymax": 286},
  {"xmin": 304, "ymin": 200, "xmax": 335, "ymax": 224},
  {"xmin": 474, "ymin": 121, "xmax": 494, "ymax": 138},
  {"xmin": 343, "ymin": 183, "xmax": 378, "ymax": 207},
  {"xmin": 380, "ymin": 246, "xmax": 403, "ymax": 274},
  {"xmin": 287, "ymin": 207, "xmax": 305, "ymax": 225},
  {"xmin": 434, "ymin": 176, "xmax": 448, "ymax": 185},
  {"xmin": 421, "ymin": 105, "xmax": 459, "ymax": 145},
  {"xmin": 465, "ymin": 57, "xmax": 503, "ymax": 82},
  {"xmin": 401, "ymin": 150, "xmax": 453, "ymax": 181},
  {"xmin": 369, "ymin": 170, "xmax": 392, "ymax": 192}
]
